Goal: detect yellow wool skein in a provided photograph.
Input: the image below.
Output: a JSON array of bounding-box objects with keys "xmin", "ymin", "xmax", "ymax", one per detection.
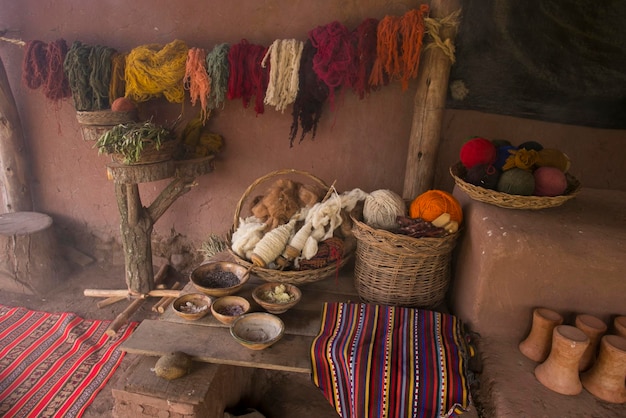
[{"xmin": 125, "ymin": 39, "xmax": 189, "ymax": 103}]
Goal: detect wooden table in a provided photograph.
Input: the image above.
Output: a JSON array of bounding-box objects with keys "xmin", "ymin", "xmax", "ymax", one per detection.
[{"xmin": 119, "ymin": 263, "xmax": 359, "ymax": 373}]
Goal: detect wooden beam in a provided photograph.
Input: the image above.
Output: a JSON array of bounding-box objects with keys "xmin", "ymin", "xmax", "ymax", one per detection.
[{"xmin": 403, "ymin": 0, "xmax": 462, "ymax": 200}]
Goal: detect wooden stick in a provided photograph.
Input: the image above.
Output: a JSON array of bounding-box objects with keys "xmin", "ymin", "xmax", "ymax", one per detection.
[
  {"xmin": 152, "ymin": 281, "xmax": 182, "ymax": 313},
  {"xmin": 105, "ymin": 298, "xmax": 144, "ymax": 337},
  {"xmin": 83, "ymin": 288, "xmax": 181, "ymax": 298},
  {"xmin": 97, "ymin": 296, "xmax": 127, "ymax": 309}
]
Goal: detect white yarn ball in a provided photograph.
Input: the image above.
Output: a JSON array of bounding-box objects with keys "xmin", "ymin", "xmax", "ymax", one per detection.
[{"xmin": 363, "ymin": 189, "xmax": 406, "ymax": 230}]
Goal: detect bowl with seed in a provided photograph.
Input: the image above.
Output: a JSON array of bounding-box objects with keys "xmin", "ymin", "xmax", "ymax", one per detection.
[
  {"xmin": 211, "ymin": 295, "xmax": 251, "ymax": 325},
  {"xmin": 172, "ymin": 293, "xmax": 212, "ymax": 321},
  {"xmin": 190, "ymin": 261, "xmax": 251, "ymax": 297}
]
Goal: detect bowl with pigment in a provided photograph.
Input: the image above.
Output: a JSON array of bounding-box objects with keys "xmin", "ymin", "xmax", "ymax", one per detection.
[
  {"xmin": 230, "ymin": 312, "xmax": 284, "ymax": 350},
  {"xmin": 211, "ymin": 295, "xmax": 251, "ymax": 325},
  {"xmin": 172, "ymin": 293, "xmax": 212, "ymax": 321},
  {"xmin": 190, "ymin": 261, "xmax": 251, "ymax": 297},
  {"xmin": 252, "ymin": 282, "xmax": 301, "ymax": 314}
]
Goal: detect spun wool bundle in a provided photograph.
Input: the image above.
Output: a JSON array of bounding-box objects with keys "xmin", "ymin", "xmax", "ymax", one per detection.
[
  {"xmin": 262, "ymin": 39, "xmax": 304, "ymax": 113},
  {"xmin": 289, "ymin": 39, "xmax": 329, "ymax": 146},
  {"xmin": 227, "ymin": 39, "xmax": 269, "ymax": 115},
  {"xmin": 125, "ymin": 39, "xmax": 188, "ymax": 103},
  {"xmin": 109, "ymin": 52, "xmax": 127, "ymax": 102},
  {"xmin": 409, "ymin": 190, "xmax": 463, "ymax": 224},
  {"xmin": 362, "ymin": 189, "xmax": 406, "ymax": 230},
  {"xmin": 283, "ymin": 221, "xmax": 313, "ymax": 260},
  {"xmin": 231, "ymin": 216, "xmax": 266, "ymax": 260},
  {"xmin": 206, "ymin": 43, "xmax": 230, "ymax": 110},
  {"xmin": 369, "ymin": 5, "xmax": 429, "ymax": 90},
  {"xmin": 309, "ymin": 21, "xmax": 354, "ymax": 108},
  {"xmin": 460, "ymin": 137, "xmax": 497, "ymax": 169},
  {"xmin": 63, "ymin": 41, "xmax": 94, "ymax": 110},
  {"xmin": 351, "ymin": 18, "xmax": 379, "ymax": 99},
  {"xmin": 497, "ymin": 168, "xmax": 535, "ymax": 195},
  {"xmin": 185, "ymin": 47, "xmax": 211, "ymax": 123},
  {"xmin": 22, "ymin": 39, "xmax": 71, "ymax": 102},
  {"xmin": 251, "ymin": 218, "xmax": 296, "ymax": 267}
]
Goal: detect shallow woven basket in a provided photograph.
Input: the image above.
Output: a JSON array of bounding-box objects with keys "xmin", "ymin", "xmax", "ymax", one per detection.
[
  {"xmin": 450, "ymin": 162, "xmax": 581, "ymax": 210},
  {"xmin": 227, "ymin": 168, "xmax": 352, "ymax": 285},
  {"xmin": 352, "ymin": 217, "xmax": 459, "ymax": 308},
  {"xmin": 76, "ymin": 110, "xmax": 138, "ymax": 142},
  {"xmin": 110, "ymin": 140, "xmax": 177, "ymax": 165}
]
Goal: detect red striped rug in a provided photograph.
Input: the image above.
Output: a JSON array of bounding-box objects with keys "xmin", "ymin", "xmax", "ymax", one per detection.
[{"xmin": 0, "ymin": 305, "xmax": 137, "ymax": 418}]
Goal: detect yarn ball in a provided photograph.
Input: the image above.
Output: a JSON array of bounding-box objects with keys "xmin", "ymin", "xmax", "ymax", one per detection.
[
  {"xmin": 409, "ymin": 190, "xmax": 463, "ymax": 224},
  {"xmin": 533, "ymin": 166, "xmax": 568, "ymax": 196},
  {"xmin": 535, "ymin": 148, "xmax": 571, "ymax": 172},
  {"xmin": 497, "ymin": 168, "xmax": 535, "ymax": 195},
  {"xmin": 363, "ymin": 189, "xmax": 406, "ymax": 230},
  {"xmin": 111, "ymin": 97, "xmax": 137, "ymax": 112},
  {"xmin": 494, "ymin": 145, "xmax": 517, "ymax": 170},
  {"xmin": 518, "ymin": 141, "xmax": 544, "ymax": 151},
  {"xmin": 460, "ymin": 137, "xmax": 497, "ymax": 169},
  {"xmin": 465, "ymin": 164, "xmax": 501, "ymax": 190},
  {"xmin": 491, "ymin": 138, "xmax": 512, "ymax": 148}
]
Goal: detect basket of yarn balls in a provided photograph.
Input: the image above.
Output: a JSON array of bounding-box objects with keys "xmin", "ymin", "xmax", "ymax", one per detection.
[
  {"xmin": 449, "ymin": 136, "xmax": 581, "ymax": 210},
  {"xmin": 351, "ymin": 188, "xmax": 462, "ymax": 308}
]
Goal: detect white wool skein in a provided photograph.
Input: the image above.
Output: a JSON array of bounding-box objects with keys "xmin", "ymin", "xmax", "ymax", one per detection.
[{"xmin": 363, "ymin": 189, "xmax": 406, "ymax": 230}]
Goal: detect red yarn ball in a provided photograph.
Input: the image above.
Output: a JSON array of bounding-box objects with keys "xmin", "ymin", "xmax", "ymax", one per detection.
[
  {"xmin": 533, "ymin": 166, "xmax": 568, "ymax": 197},
  {"xmin": 460, "ymin": 137, "xmax": 497, "ymax": 169}
]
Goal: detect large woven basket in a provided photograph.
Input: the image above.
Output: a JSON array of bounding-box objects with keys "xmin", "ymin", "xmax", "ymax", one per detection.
[
  {"xmin": 227, "ymin": 168, "xmax": 352, "ymax": 285},
  {"xmin": 450, "ymin": 162, "xmax": 581, "ymax": 210},
  {"xmin": 352, "ymin": 217, "xmax": 459, "ymax": 308},
  {"xmin": 76, "ymin": 110, "xmax": 138, "ymax": 142}
]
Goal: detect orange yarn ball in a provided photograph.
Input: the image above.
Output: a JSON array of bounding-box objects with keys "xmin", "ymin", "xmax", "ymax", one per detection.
[{"xmin": 409, "ymin": 190, "xmax": 463, "ymax": 224}]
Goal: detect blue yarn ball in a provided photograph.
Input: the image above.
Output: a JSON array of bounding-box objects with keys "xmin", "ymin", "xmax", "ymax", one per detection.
[{"xmin": 494, "ymin": 145, "xmax": 517, "ymax": 170}]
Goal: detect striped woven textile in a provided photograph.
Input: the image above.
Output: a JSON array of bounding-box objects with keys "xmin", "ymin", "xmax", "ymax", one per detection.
[
  {"xmin": 310, "ymin": 302, "xmax": 471, "ymax": 418},
  {"xmin": 0, "ymin": 305, "xmax": 137, "ymax": 418}
]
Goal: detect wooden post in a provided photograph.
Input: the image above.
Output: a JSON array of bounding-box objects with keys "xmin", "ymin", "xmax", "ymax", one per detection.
[
  {"xmin": 402, "ymin": 0, "xmax": 462, "ymax": 200},
  {"xmin": 0, "ymin": 56, "xmax": 33, "ymax": 212}
]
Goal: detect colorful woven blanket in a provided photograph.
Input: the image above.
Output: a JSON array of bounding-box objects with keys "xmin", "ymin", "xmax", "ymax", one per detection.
[
  {"xmin": 311, "ymin": 302, "xmax": 472, "ymax": 418},
  {"xmin": 0, "ymin": 305, "xmax": 137, "ymax": 418}
]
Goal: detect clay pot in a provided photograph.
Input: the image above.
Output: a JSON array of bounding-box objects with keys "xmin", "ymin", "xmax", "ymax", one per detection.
[
  {"xmin": 581, "ymin": 335, "xmax": 626, "ymax": 404},
  {"xmin": 614, "ymin": 316, "xmax": 626, "ymax": 339},
  {"xmin": 534, "ymin": 325, "xmax": 589, "ymax": 395},
  {"xmin": 519, "ymin": 308, "xmax": 564, "ymax": 362},
  {"xmin": 575, "ymin": 314, "xmax": 607, "ymax": 372}
]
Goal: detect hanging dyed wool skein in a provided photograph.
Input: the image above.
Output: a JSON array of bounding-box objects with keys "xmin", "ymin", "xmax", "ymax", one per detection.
[
  {"xmin": 22, "ymin": 39, "xmax": 71, "ymax": 102},
  {"xmin": 351, "ymin": 18, "xmax": 379, "ymax": 99},
  {"xmin": 125, "ymin": 39, "xmax": 189, "ymax": 103},
  {"xmin": 64, "ymin": 41, "xmax": 95, "ymax": 111},
  {"xmin": 109, "ymin": 52, "xmax": 127, "ymax": 102},
  {"xmin": 206, "ymin": 43, "xmax": 230, "ymax": 110},
  {"xmin": 88, "ymin": 44, "xmax": 117, "ymax": 110},
  {"xmin": 227, "ymin": 39, "xmax": 269, "ymax": 115},
  {"xmin": 185, "ymin": 47, "xmax": 211, "ymax": 123},
  {"xmin": 262, "ymin": 39, "xmax": 303, "ymax": 113}
]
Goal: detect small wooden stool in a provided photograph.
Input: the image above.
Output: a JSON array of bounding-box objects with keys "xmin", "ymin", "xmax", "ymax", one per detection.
[{"xmin": 0, "ymin": 211, "xmax": 67, "ymax": 294}]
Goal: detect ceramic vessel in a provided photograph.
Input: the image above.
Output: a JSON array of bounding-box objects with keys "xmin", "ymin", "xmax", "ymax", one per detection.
[
  {"xmin": 575, "ymin": 314, "xmax": 607, "ymax": 372},
  {"xmin": 581, "ymin": 335, "xmax": 626, "ymax": 404},
  {"xmin": 519, "ymin": 307, "xmax": 564, "ymax": 362},
  {"xmin": 534, "ymin": 325, "xmax": 589, "ymax": 395}
]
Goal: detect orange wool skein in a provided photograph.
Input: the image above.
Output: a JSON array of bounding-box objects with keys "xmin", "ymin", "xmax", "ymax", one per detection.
[{"xmin": 409, "ymin": 190, "xmax": 463, "ymax": 224}]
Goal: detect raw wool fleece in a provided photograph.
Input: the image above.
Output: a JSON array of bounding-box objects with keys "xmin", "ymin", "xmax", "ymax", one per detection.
[{"xmin": 250, "ymin": 179, "xmax": 326, "ymax": 231}]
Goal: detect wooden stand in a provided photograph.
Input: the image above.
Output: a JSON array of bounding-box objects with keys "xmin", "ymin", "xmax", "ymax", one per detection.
[
  {"xmin": 106, "ymin": 156, "xmax": 214, "ymax": 294},
  {"xmin": 0, "ymin": 211, "xmax": 67, "ymax": 294}
]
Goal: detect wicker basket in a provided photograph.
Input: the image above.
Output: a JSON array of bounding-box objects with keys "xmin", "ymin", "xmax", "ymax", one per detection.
[
  {"xmin": 76, "ymin": 110, "xmax": 138, "ymax": 142},
  {"xmin": 450, "ymin": 162, "xmax": 581, "ymax": 210},
  {"xmin": 351, "ymin": 217, "xmax": 459, "ymax": 308},
  {"xmin": 110, "ymin": 140, "xmax": 177, "ymax": 165},
  {"xmin": 227, "ymin": 168, "xmax": 352, "ymax": 285}
]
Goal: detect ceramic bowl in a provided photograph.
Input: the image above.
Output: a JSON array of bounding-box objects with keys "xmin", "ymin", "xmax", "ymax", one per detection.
[
  {"xmin": 230, "ymin": 312, "xmax": 284, "ymax": 350},
  {"xmin": 252, "ymin": 282, "xmax": 301, "ymax": 314},
  {"xmin": 190, "ymin": 261, "xmax": 251, "ymax": 297},
  {"xmin": 172, "ymin": 293, "xmax": 212, "ymax": 320},
  {"xmin": 211, "ymin": 295, "xmax": 251, "ymax": 325}
]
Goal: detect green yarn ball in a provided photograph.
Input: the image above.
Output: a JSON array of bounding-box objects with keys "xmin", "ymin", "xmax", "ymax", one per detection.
[{"xmin": 497, "ymin": 168, "xmax": 535, "ymax": 196}]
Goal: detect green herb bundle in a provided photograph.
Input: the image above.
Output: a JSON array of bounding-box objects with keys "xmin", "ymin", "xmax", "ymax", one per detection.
[{"xmin": 96, "ymin": 121, "xmax": 172, "ymax": 164}]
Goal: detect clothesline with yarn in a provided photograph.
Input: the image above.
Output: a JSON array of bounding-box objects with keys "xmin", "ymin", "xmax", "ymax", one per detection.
[{"xmin": 5, "ymin": 7, "xmax": 461, "ymax": 146}]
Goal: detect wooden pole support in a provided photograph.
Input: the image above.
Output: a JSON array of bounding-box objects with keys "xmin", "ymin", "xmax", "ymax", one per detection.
[
  {"xmin": 97, "ymin": 296, "xmax": 127, "ymax": 309},
  {"xmin": 83, "ymin": 288, "xmax": 182, "ymax": 298},
  {"xmin": 105, "ymin": 298, "xmax": 145, "ymax": 337},
  {"xmin": 152, "ymin": 281, "xmax": 182, "ymax": 313}
]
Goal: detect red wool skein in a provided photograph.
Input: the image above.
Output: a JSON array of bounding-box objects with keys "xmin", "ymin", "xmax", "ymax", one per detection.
[{"xmin": 460, "ymin": 137, "xmax": 497, "ymax": 169}]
